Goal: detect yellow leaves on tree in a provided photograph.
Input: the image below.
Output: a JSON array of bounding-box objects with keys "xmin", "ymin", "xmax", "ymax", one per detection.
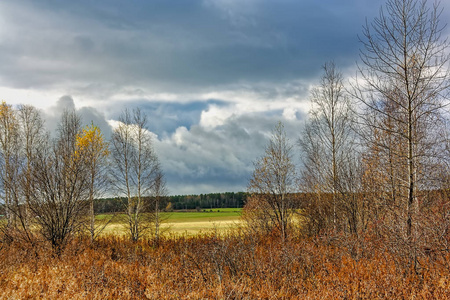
[
  {"xmin": 75, "ymin": 124, "xmax": 109, "ymax": 165},
  {"xmin": 0, "ymin": 101, "xmax": 14, "ymax": 117},
  {"xmin": 0, "ymin": 101, "xmax": 18, "ymax": 138}
]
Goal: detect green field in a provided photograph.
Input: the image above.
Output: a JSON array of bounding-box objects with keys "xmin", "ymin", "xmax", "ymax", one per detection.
[{"xmin": 97, "ymin": 208, "xmax": 243, "ymax": 236}]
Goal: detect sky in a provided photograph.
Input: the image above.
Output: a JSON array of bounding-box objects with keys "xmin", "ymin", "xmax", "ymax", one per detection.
[{"xmin": 1, "ymin": 0, "xmax": 449, "ymax": 195}]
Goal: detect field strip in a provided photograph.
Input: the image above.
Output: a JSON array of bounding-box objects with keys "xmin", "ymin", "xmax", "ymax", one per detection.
[{"xmin": 100, "ymin": 218, "xmax": 244, "ymax": 236}]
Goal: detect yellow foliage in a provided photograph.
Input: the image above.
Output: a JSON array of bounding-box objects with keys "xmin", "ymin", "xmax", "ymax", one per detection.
[
  {"xmin": 0, "ymin": 101, "xmax": 17, "ymax": 128},
  {"xmin": 75, "ymin": 124, "xmax": 109, "ymax": 163},
  {"xmin": 0, "ymin": 101, "xmax": 12, "ymax": 116}
]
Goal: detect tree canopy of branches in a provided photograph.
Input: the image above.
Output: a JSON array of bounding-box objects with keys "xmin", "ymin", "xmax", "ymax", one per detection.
[
  {"xmin": 0, "ymin": 102, "xmax": 21, "ymax": 228},
  {"xmin": 26, "ymin": 110, "xmax": 90, "ymax": 251},
  {"xmin": 0, "ymin": 102, "xmax": 167, "ymax": 249},
  {"xmin": 0, "ymin": 106, "xmax": 110, "ymax": 251},
  {"xmin": 0, "ymin": 103, "xmax": 49, "ymax": 245},
  {"xmin": 353, "ymin": 0, "xmax": 450, "ymax": 246},
  {"xmin": 246, "ymin": 122, "xmax": 297, "ymax": 242},
  {"xmin": 299, "ymin": 62, "xmax": 363, "ymax": 235},
  {"xmin": 75, "ymin": 124, "xmax": 109, "ymax": 242},
  {"xmin": 111, "ymin": 108, "xmax": 165, "ymax": 242}
]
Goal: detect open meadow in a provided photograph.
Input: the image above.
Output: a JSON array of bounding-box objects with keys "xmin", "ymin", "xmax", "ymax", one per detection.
[{"xmin": 97, "ymin": 208, "xmax": 243, "ymax": 236}]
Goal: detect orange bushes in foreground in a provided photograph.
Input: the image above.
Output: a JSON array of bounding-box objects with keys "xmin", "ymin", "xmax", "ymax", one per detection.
[{"xmin": 0, "ymin": 232, "xmax": 449, "ymax": 299}]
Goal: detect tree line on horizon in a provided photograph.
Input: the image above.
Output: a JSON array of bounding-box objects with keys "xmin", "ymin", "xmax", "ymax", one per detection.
[{"xmin": 93, "ymin": 192, "xmax": 247, "ymax": 213}]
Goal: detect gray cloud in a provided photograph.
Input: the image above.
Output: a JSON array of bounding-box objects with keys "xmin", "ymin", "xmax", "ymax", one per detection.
[
  {"xmin": 44, "ymin": 96, "xmax": 76, "ymax": 134},
  {"xmin": 155, "ymin": 111, "xmax": 303, "ymax": 195},
  {"xmin": 103, "ymin": 99, "xmax": 229, "ymax": 137},
  {"xmin": 78, "ymin": 107, "xmax": 113, "ymax": 139},
  {"xmin": 44, "ymin": 95, "xmax": 112, "ymax": 138},
  {"xmin": 2, "ymin": 0, "xmax": 449, "ymax": 194},
  {"xmin": 0, "ymin": 0, "xmax": 388, "ymax": 93}
]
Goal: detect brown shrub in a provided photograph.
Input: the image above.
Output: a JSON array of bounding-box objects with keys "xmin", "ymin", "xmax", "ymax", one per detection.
[{"xmin": 0, "ymin": 231, "xmax": 449, "ymax": 299}]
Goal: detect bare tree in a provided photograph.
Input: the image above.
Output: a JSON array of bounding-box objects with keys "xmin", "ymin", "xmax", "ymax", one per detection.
[
  {"xmin": 299, "ymin": 62, "xmax": 361, "ymax": 235},
  {"xmin": 246, "ymin": 122, "xmax": 297, "ymax": 242},
  {"xmin": 0, "ymin": 105, "xmax": 112, "ymax": 250},
  {"xmin": 0, "ymin": 102, "xmax": 21, "ymax": 229},
  {"xmin": 298, "ymin": 121, "xmax": 332, "ymax": 235},
  {"xmin": 75, "ymin": 124, "xmax": 109, "ymax": 242},
  {"xmin": 28, "ymin": 110, "xmax": 90, "ymax": 251},
  {"xmin": 17, "ymin": 105, "xmax": 46, "ymax": 222},
  {"xmin": 15, "ymin": 104, "xmax": 47, "ymax": 242},
  {"xmin": 150, "ymin": 166, "xmax": 168, "ymax": 244},
  {"xmin": 111, "ymin": 108, "xmax": 161, "ymax": 242},
  {"xmin": 353, "ymin": 0, "xmax": 450, "ymax": 247},
  {"xmin": 0, "ymin": 104, "xmax": 50, "ymax": 245}
]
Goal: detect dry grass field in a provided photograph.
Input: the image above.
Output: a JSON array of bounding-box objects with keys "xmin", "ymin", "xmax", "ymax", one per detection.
[
  {"xmin": 97, "ymin": 208, "xmax": 243, "ymax": 236},
  {"xmin": 1, "ymin": 208, "xmax": 450, "ymax": 299},
  {"xmin": 1, "ymin": 231, "xmax": 450, "ymax": 299}
]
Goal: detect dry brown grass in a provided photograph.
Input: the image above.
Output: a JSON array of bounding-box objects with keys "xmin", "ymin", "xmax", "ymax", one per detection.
[{"xmin": 1, "ymin": 230, "xmax": 450, "ymax": 299}]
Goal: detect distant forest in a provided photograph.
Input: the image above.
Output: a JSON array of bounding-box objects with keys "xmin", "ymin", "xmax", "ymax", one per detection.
[{"xmin": 95, "ymin": 192, "xmax": 247, "ymax": 213}]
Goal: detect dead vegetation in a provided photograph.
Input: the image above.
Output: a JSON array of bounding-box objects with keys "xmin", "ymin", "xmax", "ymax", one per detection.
[{"xmin": 1, "ymin": 227, "xmax": 450, "ymax": 299}]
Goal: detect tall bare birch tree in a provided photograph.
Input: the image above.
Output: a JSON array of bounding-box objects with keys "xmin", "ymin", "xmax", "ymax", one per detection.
[
  {"xmin": 247, "ymin": 122, "xmax": 297, "ymax": 242},
  {"xmin": 299, "ymin": 62, "xmax": 360, "ymax": 235},
  {"xmin": 0, "ymin": 102, "xmax": 20, "ymax": 228},
  {"xmin": 353, "ymin": 0, "xmax": 450, "ymax": 248},
  {"xmin": 150, "ymin": 166, "xmax": 168, "ymax": 244},
  {"xmin": 75, "ymin": 124, "xmax": 109, "ymax": 242},
  {"xmin": 16, "ymin": 104, "xmax": 47, "ymax": 241},
  {"xmin": 111, "ymin": 108, "xmax": 161, "ymax": 242}
]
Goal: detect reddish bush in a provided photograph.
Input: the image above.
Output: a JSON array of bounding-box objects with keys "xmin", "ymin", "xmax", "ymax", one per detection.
[{"xmin": 0, "ymin": 232, "xmax": 449, "ymax": 299}]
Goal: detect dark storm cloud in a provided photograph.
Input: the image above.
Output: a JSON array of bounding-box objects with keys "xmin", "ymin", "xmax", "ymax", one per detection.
[{"xmin": 0, "ymin": 0, "xmax": 387, "ymax": 92}]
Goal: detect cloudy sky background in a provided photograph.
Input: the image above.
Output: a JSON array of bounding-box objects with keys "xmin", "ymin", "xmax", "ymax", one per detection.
[{"xmin": 1, "ymin": 0, "xmax": 449, "ymax": 195}]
